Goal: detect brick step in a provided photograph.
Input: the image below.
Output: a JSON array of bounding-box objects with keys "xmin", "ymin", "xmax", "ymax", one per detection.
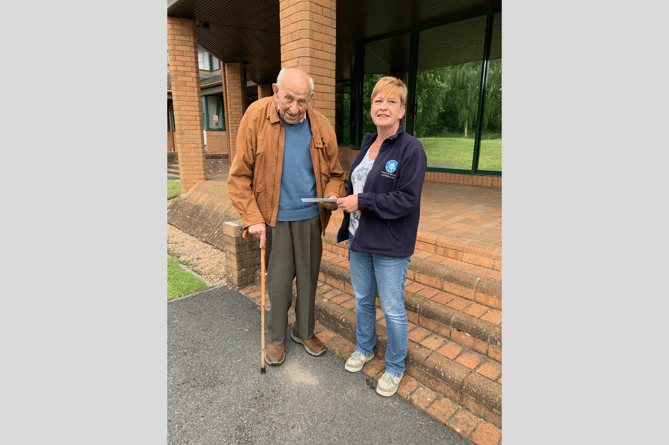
[
  {"xmin": 167, "ymin": 160, "xmax": 228, "ymax": 177},
  {"xmin": 168, "ymin": 164, "xmax": 180, "ymax": 178},
  {"xmin": 322, "ymin": 230, "xmax": 502, "ymax": 313},
  {"xmin": 319, "ymin": 254, "xmax": 501, "ymax": 362},
  {"xmin": 312, "ymin": 226, "xmax": 502, "ymax": 429},
  {"xmin": 325, "ymin": 210, "xmax": 502, "ymax": 275},
  {"xmin": 313, "ymin": 283, "xmax": 501, "ymax": 429}
]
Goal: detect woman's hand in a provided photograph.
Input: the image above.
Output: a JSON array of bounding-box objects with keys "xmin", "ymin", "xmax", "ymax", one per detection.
[{"xmin": 337, "ymin": 195, "xmax": 358, "ymax": 213}]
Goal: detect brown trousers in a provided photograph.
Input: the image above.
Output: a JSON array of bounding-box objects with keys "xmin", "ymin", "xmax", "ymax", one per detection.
[{"xmin": 265, "ymin": 216, "xmax": 322, "ymax": 345}]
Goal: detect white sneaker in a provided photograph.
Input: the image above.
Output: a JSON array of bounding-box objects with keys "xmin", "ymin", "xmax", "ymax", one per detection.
[
  {"xmin": 376, "ymin": 372, "xmax": 403, "ymax": 397},
  {"xmin": 344, "ymin": 351, "xmax": 374, "ymax": 372}
]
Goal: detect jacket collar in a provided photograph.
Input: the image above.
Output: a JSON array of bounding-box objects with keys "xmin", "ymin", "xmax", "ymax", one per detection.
[
  {"xmin": 384, "ymin": 124, "xmax": 405, "ymax": 142},
  {"xmin": 266, "ymin": 96, "xmax": 281, "ymax": 124}
]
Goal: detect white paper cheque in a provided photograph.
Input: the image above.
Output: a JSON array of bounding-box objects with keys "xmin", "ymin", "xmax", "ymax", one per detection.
[{"xmin": 301, "ymin": 198, "xmax": 338, "ymax": 203}]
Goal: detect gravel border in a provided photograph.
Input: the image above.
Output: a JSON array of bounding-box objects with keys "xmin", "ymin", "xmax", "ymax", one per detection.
[{"xmin": 167, "ymin": 224, "xmax": 227, "ymax": 287}]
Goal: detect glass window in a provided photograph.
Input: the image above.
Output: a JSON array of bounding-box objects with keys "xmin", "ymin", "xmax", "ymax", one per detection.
[
  {"xmin": 198, "ymin": 48, "xmax": 211, "ymax": 71},
  {"xmin": 211, "ymin": 56, "xmax": 220, "ymax": 71},
  {"xmin": 362, "ymin": 73, "xmax": 384, "ymax": 135},
  {"xmin": 335, "ymin": 81, "xmax": 352, "ymax": 145},
  {"xmin": 352, "ymin": 10, "xmax": 500, "ymax": 174},
  {"xmin": 168, "ymin": 99, "xmax": 175, "ymax": 131},
  {"xmin": 478, "ymin": 12, "xmax": 502, "ymax": 172},
  {"xmin": 415, "ymin": 15, "xmax": 487, "ymax": 170},
  {"xmin": 202, "ymin": 95, "xmax": 225, "ymax": 130},
  {"xmin": 362, "ymin": 33, "xmax": 410, "ymax": 137}
]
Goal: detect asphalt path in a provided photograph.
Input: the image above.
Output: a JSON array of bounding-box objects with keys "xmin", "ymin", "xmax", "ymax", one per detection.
[{"xmin": 168, "ymin": 285, "xmax": 474, "ymax": 445}]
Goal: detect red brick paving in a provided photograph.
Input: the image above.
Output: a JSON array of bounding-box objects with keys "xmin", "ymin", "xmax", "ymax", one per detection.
[
  {"xmin": 470, "ymin": 422, "xmax": 502, "ymax": 445},
  {"xmin": 437, "ymin": 342, "xmax": 463, "ymax": 360}
]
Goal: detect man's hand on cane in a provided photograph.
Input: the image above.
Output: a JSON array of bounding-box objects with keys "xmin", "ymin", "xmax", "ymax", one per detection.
[{"xmin": 248, "ymin": 222, "xmax": 266, "ymax": 248}]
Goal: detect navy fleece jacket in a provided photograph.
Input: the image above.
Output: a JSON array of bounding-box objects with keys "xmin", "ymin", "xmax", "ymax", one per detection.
[{"xmin": 336, "ymin": 125, "xmax": 427, "ymax": 258}]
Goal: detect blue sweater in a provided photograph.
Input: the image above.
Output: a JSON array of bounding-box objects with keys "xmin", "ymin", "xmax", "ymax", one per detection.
[
  {"xmin": 337, "ymin": 126, "xmax": 427, "ymax": 258},
  {"xmin": 276, "ymin": 115, "xmax": 320, "ymax": 222}
]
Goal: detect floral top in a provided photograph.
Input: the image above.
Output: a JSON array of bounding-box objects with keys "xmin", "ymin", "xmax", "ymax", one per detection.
[{"xmin": 348, "ymin": 151, "xmax": 375, "ymax": 237}]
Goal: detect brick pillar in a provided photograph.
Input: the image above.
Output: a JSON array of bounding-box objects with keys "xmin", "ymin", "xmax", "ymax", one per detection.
[
  {"xmin": 167, "ymin": 17, "xmax": 207, "ymax": 194},
  {"xmin": 224, "ymin": 62, "xmax": 247, "ymax": 163},
  {"xmin": 223, "ymin": 221, "xmax": 260, "ymax": 289},
  {"xmin": 279, "ymin": 0, "xmax": 336, "ymax": 127},
  {"xmin": 257, "ymin": 84, "xmax": 274, "ymax": 99}
]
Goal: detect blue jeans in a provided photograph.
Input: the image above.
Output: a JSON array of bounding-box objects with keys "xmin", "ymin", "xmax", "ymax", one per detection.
[{"xmin": 349, "ymin": 247, "xmax": 410, "ymax": 377}]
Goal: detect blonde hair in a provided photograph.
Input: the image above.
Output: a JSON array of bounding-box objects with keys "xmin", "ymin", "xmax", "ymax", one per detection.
[{"xmin": 371, "ymin": 76, "xmax": 408, "ymax": 107}]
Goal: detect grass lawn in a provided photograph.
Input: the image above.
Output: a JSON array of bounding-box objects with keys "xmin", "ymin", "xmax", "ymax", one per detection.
[
  {"xmin": 168, "ymin": 180, "xmax": 181, "ymax": 199},
  {"xmin": 167, "ymin": 180, "xmax": 209, "ymax": 300},
  {"xmin": 418, "ymin": 137, "xmax": 501, "ymax": 171},
  {"xmin": 167, "ymin": 256, "xmax": 211, "ymax": 301}
]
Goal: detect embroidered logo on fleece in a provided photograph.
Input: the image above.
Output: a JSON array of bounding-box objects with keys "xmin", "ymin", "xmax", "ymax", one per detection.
[{"xmin": 382, "ymin": 160, "xmax": 398, "ymax": 179}]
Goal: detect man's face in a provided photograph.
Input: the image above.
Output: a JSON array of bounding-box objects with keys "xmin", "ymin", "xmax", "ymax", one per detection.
[{"xmin": 273, "ymin": 79, "xmax": 312, "ymax": 124}]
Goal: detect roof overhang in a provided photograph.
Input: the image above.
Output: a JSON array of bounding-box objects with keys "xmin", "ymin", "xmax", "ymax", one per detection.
[{"xmin": 168, "ymin": 0, "xmax": 501, "ymax": 85}]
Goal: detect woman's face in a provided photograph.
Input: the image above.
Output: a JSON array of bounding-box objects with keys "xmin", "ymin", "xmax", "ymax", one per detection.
[{"xmin": 371, "ymin": 92, "xmax": 406, "ymax": 129}]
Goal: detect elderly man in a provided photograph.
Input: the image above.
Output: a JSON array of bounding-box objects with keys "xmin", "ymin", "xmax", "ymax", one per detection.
[{"xmin": 227, "ymin": 68, "xmax": 347, "ymax": 366}]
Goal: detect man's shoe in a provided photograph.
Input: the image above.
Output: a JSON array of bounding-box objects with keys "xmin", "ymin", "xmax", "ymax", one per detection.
[
  {"xmin": 265, "ymin": 342, "xmax": 285, "ymax": 366},
  {"xmin": 290, "ymin": 330, "xmax": 326, "ymax": 356},
  {"xmin": 344, "ymin": 351, "xmax": 374, "ymax": 372},
  {"xmin": 376, "ymin": 372, "xmax": 403, "ymax": 397}
]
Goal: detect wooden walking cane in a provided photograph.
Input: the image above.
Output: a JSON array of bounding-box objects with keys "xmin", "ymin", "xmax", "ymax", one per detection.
[{"xmin": 260, "ymin": 245, "xmax": 266, "ymax": 374}]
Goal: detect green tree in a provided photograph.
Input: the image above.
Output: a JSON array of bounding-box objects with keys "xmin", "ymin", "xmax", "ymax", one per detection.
[
  {"xmin": 414, "ymin": 62, "xmax": 483, "ymax": 138},
  {"xmin": 482, "ymin": 58, "xmax": 502, "ymax": 137},
  {"xmin": 448, "ymin": 62, "xmax": 481, "ymax": 138},
  {"xmin": 415, "ymin": 68, "xmax": 449, "ymax": 138}
]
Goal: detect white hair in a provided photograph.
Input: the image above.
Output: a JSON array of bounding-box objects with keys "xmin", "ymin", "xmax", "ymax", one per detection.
[{"xmin": 276, "ymin": 68, "xmax": 314, "ymax": 93}]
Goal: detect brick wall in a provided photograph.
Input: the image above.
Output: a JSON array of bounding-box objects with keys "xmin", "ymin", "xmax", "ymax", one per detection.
[
  {"xmin": 167, "ymin": 17, "xmax": 207, "ymax": 194},
  {"xmin": 279, "ymin": 0, "xmax": 337, "ymax": 127},
  {"xmin": 223, "ymin": 221, "xmax": 261, "ymax": 289},
  {"xmin": 224, "ymin": 63, "xmax": 247, "ymax": 163},
  {"xmin": 424, "ymin": 171, "xmax": 501, "ymax": 188},
  {"xmin": 204, "ymin": 130, "xmax": 229, "ymax": 154}
]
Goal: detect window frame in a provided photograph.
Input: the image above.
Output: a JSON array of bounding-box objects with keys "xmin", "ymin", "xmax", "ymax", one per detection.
[
  {"xmin": 201, "ymin": 95, "xmax": 226, "ymax": 131},
  {"xmin": 351, "ymin": 7, "xmax": 501, "ymax": 176}
]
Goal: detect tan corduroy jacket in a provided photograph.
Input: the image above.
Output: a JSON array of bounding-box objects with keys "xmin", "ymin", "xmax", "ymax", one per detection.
[{"xmin": 227, "ymin": 96, "xmax": 347, "ymax": 237}]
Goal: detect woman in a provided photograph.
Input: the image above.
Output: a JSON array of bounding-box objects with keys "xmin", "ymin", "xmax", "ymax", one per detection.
[{"xmin": 336, "ymin": 77, "xmax": 427, "ymax": 397}]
